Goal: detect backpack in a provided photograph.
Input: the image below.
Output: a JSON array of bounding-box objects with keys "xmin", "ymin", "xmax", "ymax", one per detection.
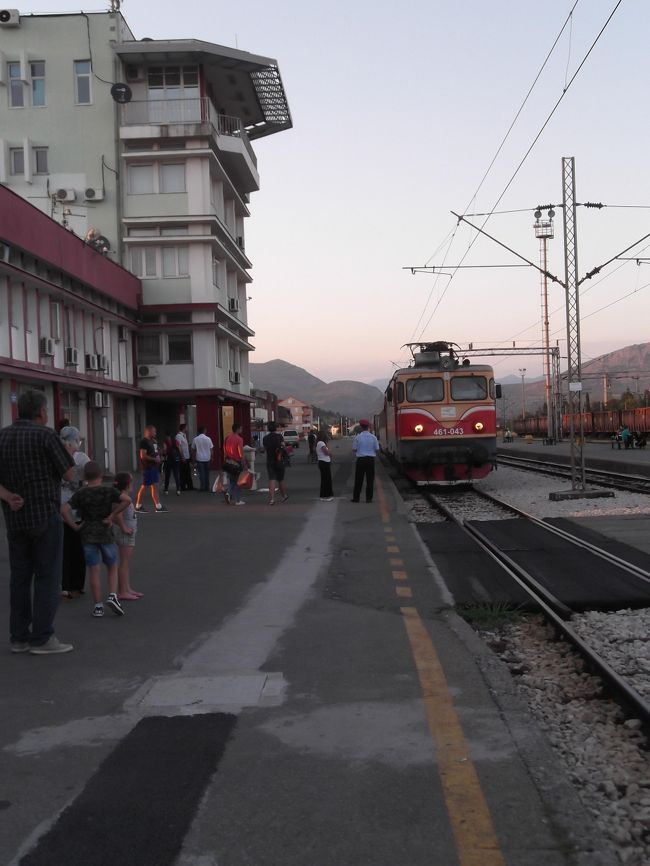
[{"xmin": 276, "ymin": 446, "xmax": 291, "ymax": 467}]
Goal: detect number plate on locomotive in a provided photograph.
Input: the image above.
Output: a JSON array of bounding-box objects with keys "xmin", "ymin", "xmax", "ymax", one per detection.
[{"xmin": 433, "ymin": 427, "xmax": 464, "ymax": 435}]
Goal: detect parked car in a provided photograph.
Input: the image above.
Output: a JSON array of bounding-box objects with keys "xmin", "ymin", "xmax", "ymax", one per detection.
[{"xmin": 282, "ymin": 429, "xmax": 300, "ymax": 448}]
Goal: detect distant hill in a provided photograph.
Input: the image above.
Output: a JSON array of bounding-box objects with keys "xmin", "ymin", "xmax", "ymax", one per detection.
[
  {"xmin": 501, "ymin": 342, "xmax": 650, "ymax": 417},
  {"xmin": 250, "ymin": 359, "xmax": 384, "ymax": 418}
]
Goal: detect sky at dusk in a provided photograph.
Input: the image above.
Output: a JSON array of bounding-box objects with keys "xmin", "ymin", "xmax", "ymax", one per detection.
[{"xmin": 21, "ymin": 1, "xmax": 650, "ymax": 385}]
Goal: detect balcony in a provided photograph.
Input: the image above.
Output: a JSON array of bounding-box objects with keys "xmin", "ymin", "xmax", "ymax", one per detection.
[{"xmin": 120, "ymin": 97, "xmax": 258, "ymax": 189}]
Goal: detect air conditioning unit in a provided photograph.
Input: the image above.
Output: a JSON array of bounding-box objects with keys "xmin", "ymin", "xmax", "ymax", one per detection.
[
  {"xmin": 85, "ymin": 353, "xmax": 99, "ymax": 371},
  {"xmin": 91, "ymin": 391, "xmax": 104, "ymax": 409},
  {"xmin": 96, "ymin": 353, "xmax": 108, "ymax": 372},
  {"xmin": 84, "ymin": 187, "xmax": 104, "ymax": 202},
  {"xmin": 229, "ymin": 370, "xmax": 240, "ymax": 384},
  {"xmin": 64, "ymin": 346, "xmax": 79, "ymax": 366},
  {"xmin": 55, "ymin": 189, "xmax": 76, "ymax": 202},
  {"xmin": 228, "ymin": 298, "xmax": 240, "ymax": 312},
  {"xmin": 102, "ymin": 392, "xmax": 111, "ymax": 409},
  {"xmin": 0, "ymin": 9, "xmax": 20, "ymax": 27},
  {"xmin": 137, "ymin": 364, "xmax": 157, "ymax": 378},
  {"xmin": 125, "ymin": 64, "xmax": 145, "ymax": 83},
  {"xmin": 117, "ymin": 325, "xmax": 128, "ymax": 342},
  {"xmin": 236, "ymin": 236, "xmax": 244, "ymax": 249},
  {"xmin": 39, "ymin": 337, "xmax": 55, "ymax": 357}
]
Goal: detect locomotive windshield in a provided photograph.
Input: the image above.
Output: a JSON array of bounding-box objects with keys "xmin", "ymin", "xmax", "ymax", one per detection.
[
  {"xmin": 406, "ymin": 377, "xmax": 444, "ymax": 402},
  {"xmin": 450, "ymin": 376, "xmax": 488, "ymax": 400}
]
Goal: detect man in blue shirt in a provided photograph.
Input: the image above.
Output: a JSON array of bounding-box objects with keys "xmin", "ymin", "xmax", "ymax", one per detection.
[{"xmin": 351, "ymin": 420, "xmax": 380, "ymax": 503}]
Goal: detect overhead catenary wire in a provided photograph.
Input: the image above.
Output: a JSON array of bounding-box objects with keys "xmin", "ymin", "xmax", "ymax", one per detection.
[
  {"xmin": 414, "ymin": 0, "xmax": 624, "ymax": 342},
  {"xmin": 412, "ymin": 0, "xmax": 583, "ymax": 336}
]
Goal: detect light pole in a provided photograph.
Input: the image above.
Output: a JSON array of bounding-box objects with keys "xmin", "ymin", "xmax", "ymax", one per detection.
[
  {"xmin": 519, "ymin": 368, "xmax": 527, "ymax": 421},
  {"xmin": 534, "ymin": 207, "xmax": 555, "ymax": 440}
]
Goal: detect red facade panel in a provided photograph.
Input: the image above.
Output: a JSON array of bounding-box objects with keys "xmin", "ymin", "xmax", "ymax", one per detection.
[{"xmin": 0, "ymin": 186, "xmax": 139, "ymax": 310}]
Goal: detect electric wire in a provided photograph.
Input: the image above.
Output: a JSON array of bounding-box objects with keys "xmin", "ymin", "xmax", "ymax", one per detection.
[
  {"xmin": 413, "ymin": 1, "xmax": 582, "ymax": 333},
  {"xmin": 415, "ymin": 0, "xmax": 623, "ymax": 342}
]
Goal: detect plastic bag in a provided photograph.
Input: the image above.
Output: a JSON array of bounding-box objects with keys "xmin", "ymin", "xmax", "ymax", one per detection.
[
  {"xmin": 237, "ymin": 468, "xmax": 253, "ymax": 489},
  {"xmin": 212, "ymin": 472, "xmax": 227, "ymax": 494}
]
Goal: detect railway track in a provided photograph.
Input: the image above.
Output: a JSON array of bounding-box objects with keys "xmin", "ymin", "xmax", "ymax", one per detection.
[
  {"xmin": 421, "ymin": 485, "xmax": 650, "ymax": 727},
  {"xmin": 497, "ymin": 452, "xmax": 650, "ymax": 495}
]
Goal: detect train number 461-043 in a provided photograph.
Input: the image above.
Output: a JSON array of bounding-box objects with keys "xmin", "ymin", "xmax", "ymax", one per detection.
[{"xmin": 433, "ymin": 427, "xmax": 464, "ymax": 436}]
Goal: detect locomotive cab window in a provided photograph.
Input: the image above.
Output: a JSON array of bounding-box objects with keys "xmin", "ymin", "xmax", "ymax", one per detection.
[
  {"xmin": 450, "ymin": 376, "xmax": 488, "ymax": 400},
  {"xmin": 406, "ymin": 377, "xmax": 443, "ymax": 402},
  {"xmin": 396, "ymin": 381, "xmax": 405, "ymax": 403}
]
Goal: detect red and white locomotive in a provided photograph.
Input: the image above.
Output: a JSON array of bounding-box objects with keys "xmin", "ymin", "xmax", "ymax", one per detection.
[{"xmin": 375, "ymin": 341, "xmax": 500, "ymax": 484}]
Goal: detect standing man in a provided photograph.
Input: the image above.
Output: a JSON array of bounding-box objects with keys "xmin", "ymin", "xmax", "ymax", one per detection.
[
  {"xmin": 351, "ymin": 419, "xmax": 380, "ymax": 503},
  {"xmin": 135, "ymin": 425, "xmax": 163, "ymax": 512},
  {"xmin": 0, "ymin": 389, "xmax": 75, "ymax": 654},
  {"xmin": 192, "ymin": 426, "xmax": 214, "ymax": 492},
  {"xmin": 175, "ymin": 423, "xmax": 193, "ymax": 491}
]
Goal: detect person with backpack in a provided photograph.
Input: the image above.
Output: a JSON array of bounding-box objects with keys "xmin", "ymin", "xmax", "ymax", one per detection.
[{"xmin": 263, "ymin": 422, "xmax": 290, "ymax": 506}]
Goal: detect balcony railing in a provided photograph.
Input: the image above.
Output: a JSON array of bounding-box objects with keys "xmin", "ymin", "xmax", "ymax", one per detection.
[{"xmin": 121, "ymin": 97, "xmax": 257, "ymax": 168}]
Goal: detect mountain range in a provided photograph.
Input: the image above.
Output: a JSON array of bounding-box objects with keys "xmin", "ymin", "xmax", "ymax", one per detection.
[
  {"xmin": 501, "ymin": 342, "xmax": 650, "ymax": 414},
  {"xmin": 250, "ymin": 359, "xmax": 384, "ymax": 418},
  {"xmin": 250, "ymin": 343, "xmax": 650, "ymax": 420}
]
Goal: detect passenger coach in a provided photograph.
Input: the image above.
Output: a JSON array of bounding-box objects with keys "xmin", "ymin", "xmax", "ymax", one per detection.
[{"xmin": 375, "ymin": 342, "xmax": 500, "ymax": 484}]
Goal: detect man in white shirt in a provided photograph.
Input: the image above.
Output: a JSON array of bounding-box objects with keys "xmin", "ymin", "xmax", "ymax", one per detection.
[
  {"xmin": 175, "ymin": 423, "xmax": 193, "ymax": 491},
  {"xmin": 191, "ymin": 427, "xmax": 214, "ymax": 492},
  {"xmin": 351, "ymin": 420, "xmax": 380, "ymax": 503}
]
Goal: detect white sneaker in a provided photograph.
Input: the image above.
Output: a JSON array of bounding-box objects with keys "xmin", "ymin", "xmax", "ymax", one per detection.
[
  {"xmin": 235, "ymin": 501, "xmax": 246, "ymax": 506},
  {"xmin": 29, "ymin": 635, "xmax": 74, "ymax": 654},
  {"xmin": 320, "ymin": 497, "xmax": 334, "ymax": 501}
]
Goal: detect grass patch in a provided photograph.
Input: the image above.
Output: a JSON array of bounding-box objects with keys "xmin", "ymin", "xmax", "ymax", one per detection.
[{"xmin": 456, "ymin": 601, "xmax": 524, "ymax": 630}]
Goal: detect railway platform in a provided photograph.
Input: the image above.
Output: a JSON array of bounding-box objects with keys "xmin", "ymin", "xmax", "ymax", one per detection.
[{"xmin": 0, "ymin": 441, "xmax": 613, "ymax": 866}]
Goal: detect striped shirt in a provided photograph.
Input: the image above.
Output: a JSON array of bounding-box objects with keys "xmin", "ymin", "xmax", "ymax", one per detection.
[{"xmin": 0, "ymin": 420, "xmax": 74, "ymax": 531}]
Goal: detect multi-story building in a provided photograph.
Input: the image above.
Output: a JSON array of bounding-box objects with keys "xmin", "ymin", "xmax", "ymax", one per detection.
[
  {"xmin": 0, "ymin": 8, "xmax": 291, "ymax": 456},
  {"xmin": 0, "ymin": 184, "xmax": 141, "ymax": 471},
  {"xmin": 278, "ymin": 396, "xmax": 313, "ymax": 435}
]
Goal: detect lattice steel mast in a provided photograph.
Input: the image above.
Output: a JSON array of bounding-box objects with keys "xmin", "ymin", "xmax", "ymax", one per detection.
[{"xmin": 562, "ymin": 157, "xmax": 586, "ymax": 490}]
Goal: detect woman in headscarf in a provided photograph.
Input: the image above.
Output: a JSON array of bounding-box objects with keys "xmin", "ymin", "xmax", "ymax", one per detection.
[{"xmin": 59, "ymin": 426, "xmax": 90, "ymax": 598}]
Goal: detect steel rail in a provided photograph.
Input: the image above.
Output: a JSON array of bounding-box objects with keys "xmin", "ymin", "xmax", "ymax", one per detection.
[
  {"xmin": 497, "ymin": 453, "xmax": 650, "ymax": 494},
  {"xmin": 421, "ymin": 484, "xmax": 650, "ymax": 726},
  {"xmin": 476, "ymin": 488, "xmax": 650, "ymax": 586}
]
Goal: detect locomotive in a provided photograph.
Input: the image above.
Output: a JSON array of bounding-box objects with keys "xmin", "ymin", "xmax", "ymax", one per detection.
[{"xmin": 374, "ymin": 341, "xmax": 500, "ymax": 484}]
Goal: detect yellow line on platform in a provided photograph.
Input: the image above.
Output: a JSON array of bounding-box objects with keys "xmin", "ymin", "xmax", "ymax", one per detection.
[
  {"xmin": 401, "ymin": 607, "xmax": 506, "ymax": 866},
  {"xmin": 386, "ymin": 545, "xmax": 399, "ymax": 554},
  {"xmin": 376, "ymin": 476, "xmax": 505, "ymax": 866},
  {"xmin": 389, "ymin": 558, "xmax": 403, "ymax": 567}
]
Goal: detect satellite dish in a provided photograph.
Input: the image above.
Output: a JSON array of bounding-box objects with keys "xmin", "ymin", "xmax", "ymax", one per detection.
[{"xmin": 110, "ymin": 82, "xmax": 132, "ymax": 104}]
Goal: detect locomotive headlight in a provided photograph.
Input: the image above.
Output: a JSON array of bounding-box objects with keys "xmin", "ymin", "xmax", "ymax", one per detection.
[
  {"xmin": 414, "ymin": 424, "xmax": 424, "ymax": 434},
  {"xmin": 474, "ymin": 421, "xmax": 484, "ymax": 431}
]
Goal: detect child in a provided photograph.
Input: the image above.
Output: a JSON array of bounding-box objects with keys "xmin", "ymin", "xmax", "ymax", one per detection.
[
  {"xmin": 61, "ymin": 461, "xmax": 130, "ymax": 618},
  {"xmin": 112, "ymin": 473, "xmax": 142, "ymax": 601}
]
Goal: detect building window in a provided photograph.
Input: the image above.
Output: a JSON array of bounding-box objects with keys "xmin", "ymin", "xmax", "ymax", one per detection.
[
  {"xmin": 212, "ymin": 258, "xmax": 220, "ymax": 287},
  {"xmin": 129, "ymin": 246, "xmax": 157, "ymax": 278},
  {"xmin": 31, "ymin": 62, "xmax": 45, "ymax": 106},
  {"xmin": 127, "ymin": 163, "xmax": 154, "ymax": 194},
  {"xmin": 74, "ymin": 60, "xmax": 92, "ymax": 104},
  {"xmin": 34, "ymin": 147, "xmax": 48, "ymax": 174},
  {"xmin": 165, "ymin": 311, "xmax": 191, "ymax": 323},
  {"xmin": 160, "ymin": 162, "xmax": 185, "ymax": 193},
  {"xmin": 167, "ymin": 333, "xmax": 192, "ymax": 363},
  {"xmin": 8, "ymin": 63, "xmax": 24, "ymax": 108},
  {"xmin": 136, "ymin": 333, "xmax": 162, "ymax": 364},
  {"xmin": 215, "ymin": 335, "xmax": 222, "ymax": 367},
  {"xmin": 162, "ymin": 246, "xmax": 189, "ymax": 277},
  {"xmin": 10, "ymin": 148, "xmax": 24, "ymax": 175}
]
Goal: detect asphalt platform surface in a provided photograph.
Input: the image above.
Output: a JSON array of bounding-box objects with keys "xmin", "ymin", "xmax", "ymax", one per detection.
[{"xmin": 0, "ymin": 441, "xmax": 618, "ymax": 866}]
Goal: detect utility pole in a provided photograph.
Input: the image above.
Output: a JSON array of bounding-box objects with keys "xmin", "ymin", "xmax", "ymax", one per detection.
[
  {"xmin": 562, "ymin": 157, "xmax": 586, "ymax": 490},
  {"xmin": 518, "ymin": 368, "xmax": 526, "ymax": 421}
]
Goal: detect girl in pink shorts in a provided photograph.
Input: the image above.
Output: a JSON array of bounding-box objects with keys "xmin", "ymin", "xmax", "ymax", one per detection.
[{"xmin": 112, "ymin": 473, "xmax": 143, "ymax": 601}]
